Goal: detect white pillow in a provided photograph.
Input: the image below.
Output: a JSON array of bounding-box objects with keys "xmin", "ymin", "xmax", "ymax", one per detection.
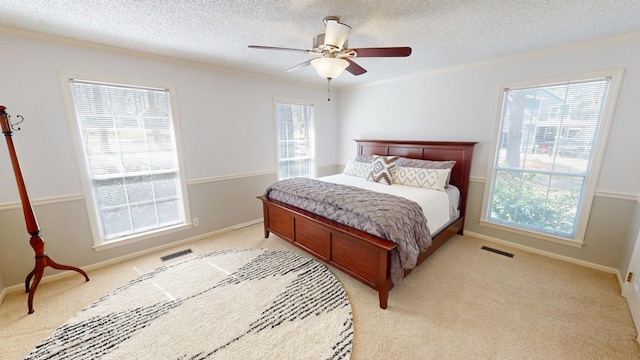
[
  {"xmin": 393, "ymin": 167, "xmax": 450, "ymax": 191},
  {"xmin": 343, "ymin": 160, "xmax": 372, "ymax": 178}
]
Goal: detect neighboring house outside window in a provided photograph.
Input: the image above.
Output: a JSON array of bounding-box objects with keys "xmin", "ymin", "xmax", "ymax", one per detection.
[
  {"xmin": 65, "ymin": 77, "xmax": 189, "ymax": 247},
  {"xmin": 481, "ymin": 71, "xmax": 622, "ymax": 245},
  {"xmin": 275, "ymin": 102, "xmax": 315, "ymax": 180}
]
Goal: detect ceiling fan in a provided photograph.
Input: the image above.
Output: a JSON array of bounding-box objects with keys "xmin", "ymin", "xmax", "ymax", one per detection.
[{"xmin": 248, "ymin": 16, "xmax": 412, "ymax": 81}]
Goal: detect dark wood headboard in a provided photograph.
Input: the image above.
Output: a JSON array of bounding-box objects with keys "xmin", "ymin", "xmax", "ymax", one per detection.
[{"xmin": 355, "ymin": 139, "xmax": 477, "ymax": 218}]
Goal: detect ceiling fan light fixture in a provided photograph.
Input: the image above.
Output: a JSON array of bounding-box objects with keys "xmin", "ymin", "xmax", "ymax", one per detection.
[{"xmin": 311, "ymin": 57, "xmax": 349, "ymax": 79}]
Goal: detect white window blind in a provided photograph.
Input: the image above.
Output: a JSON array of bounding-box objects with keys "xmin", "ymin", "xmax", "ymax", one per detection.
[
  {"xmin": 486, "ymin": 77, "xmax": 611, "ymax": 240},
  {"xmin": 275, "ymin": 102, "xmax": 315, "ymax": 180},
  {"xmin": 69, "ymin": 79, "xmax": 186, "ymax": 242}
]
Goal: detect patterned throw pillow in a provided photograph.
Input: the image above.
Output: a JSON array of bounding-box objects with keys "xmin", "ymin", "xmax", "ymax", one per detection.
[
  {"xmin": 393, "ymin": 166, "xmax": 450, "ymax": 191},
  {"xmin": 367, "ymin": 155, "xmax": 399, "ymax": 185},
  {"xmin": 343, "ymin": 161, "xmax": 372, "ymax": 178},
  {"xmin": 355, "ymin": 154, "xmax": 374, "ymax": 163},
  {"xmin": 396, "ymin": 158, "xmax": 456, "ymax": 184}
]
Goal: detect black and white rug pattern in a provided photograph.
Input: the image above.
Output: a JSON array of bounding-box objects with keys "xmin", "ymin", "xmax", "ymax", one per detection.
[{"xmin": 26, "ymin": 249, "xmax": 353, "ymax": 359}]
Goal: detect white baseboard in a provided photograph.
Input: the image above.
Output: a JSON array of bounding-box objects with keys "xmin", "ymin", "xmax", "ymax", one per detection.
[
  {"xmin": 1, "ymin": 223, "xmax": 623, "ymax": 301},
  {"xmin": 464, "ymin": 230, "xmax": 623, "ymax": 290},
  {"xmin": 0, "ymin": 219, "xmax": 264, "ymax": 298},
  {"xmin": 1, "ymin": 284, "xmax": 24, "ymax": 302},
  {"xmin": 232, "ymin": 218, "xmax": 263, "ymax": 230}
]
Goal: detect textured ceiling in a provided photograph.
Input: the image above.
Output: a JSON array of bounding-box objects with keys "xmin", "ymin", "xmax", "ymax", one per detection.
[{"xmin": 1, "ymin": 1, "xmax": 640, "ymax": 87}]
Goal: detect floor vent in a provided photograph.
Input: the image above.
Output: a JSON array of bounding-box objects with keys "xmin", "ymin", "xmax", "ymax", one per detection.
[
  {"xmin": 160, "ymin": 248, "xmax": 193, "ymax": 262},
  {"xmin": 481, "ymin": 245, "xmax": 514, "ymax": 258}
]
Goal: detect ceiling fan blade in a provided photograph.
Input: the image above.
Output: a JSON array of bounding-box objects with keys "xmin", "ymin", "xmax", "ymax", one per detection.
[
  {"xmin": 248, "ymin": 45, "xmax": 311, "ymax": 54},
  {"xmin": 344, "ymin": 58, "xmax": 367, "ymax": 76},
  {"xmin": 324, "ymin": 19, "xmax": 351, "ymax": 49},
  {"xmin": 285, "ymin": 58, "xmax": 318, "ymax": 72},
  {"xmin": 351, "ymin": 47, "xmax": 412, "ymax": 57}
]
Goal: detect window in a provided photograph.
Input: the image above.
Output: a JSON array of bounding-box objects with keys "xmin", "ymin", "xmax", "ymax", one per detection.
[
  {"xmin": 482, "ymin": 72, "xmax": 621, "ymax": 244},
  {"xmin": 67, "ymin": 79, "xmax": 188, "ymax": 246},
  {"xmin": 275, "ymin": 102, "xmax": 315, "ymax": 180}
]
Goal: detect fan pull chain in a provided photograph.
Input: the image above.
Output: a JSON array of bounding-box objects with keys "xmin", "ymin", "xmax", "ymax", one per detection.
[{"xmin": 327, "ymin": 78, "xmax": 332, "ymax": 101}]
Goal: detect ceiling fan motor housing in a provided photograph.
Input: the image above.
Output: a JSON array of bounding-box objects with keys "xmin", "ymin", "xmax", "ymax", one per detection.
[{"xmin": 313, "ymin": 33, "xmax": 348, "ymax": 54}]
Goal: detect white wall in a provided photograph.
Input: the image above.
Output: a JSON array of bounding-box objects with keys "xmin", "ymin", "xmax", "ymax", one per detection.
[
  {"xmin": 0, "ymin": 27, "xmax": 339, "ymax": 204},
  {"xmin": 338, "ymin": 32, "xmax": 640, "ymax": 195}
]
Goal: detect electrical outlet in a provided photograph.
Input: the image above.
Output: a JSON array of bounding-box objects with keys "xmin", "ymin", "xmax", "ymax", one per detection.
[{"xmin": 192, "ymin": 218, "xmax": 199, "ymax": 227}]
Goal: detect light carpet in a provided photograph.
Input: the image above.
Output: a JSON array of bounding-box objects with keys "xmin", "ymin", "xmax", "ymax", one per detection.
[{"xmin": 24, "ymin": 248, "xmax": 353, "ymax": 360}]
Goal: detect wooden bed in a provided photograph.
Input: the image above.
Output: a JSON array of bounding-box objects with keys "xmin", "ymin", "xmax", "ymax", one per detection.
[{"xmin": 258, "ymin": 139, "xmax": 476, "ymax": 309}]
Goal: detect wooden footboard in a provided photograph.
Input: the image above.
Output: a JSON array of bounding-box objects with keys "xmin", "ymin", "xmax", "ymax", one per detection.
[
  {"xmin": 260, "ymin": 140, "xmax": 476, "ymax": 308},
  {"xmin": 259, "ymin": 195, "xmax": 397, "ymax": 308}
]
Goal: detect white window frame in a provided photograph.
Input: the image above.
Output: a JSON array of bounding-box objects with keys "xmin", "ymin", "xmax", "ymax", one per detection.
[
  {"xmin": 480, "ymin": 69, "xmax": 623, "ymax": 246},
  {"xmin": 273, "ymin": 99, "xmax": 316, "ymax": 180},
  {"xmin": 59, "ymin": 72, "xmax": 191, "ymax": 250}
]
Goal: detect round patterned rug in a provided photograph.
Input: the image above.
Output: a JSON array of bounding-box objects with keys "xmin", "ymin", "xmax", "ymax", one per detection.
[{"xmin": 26, "ymin": 249, "xmax": 353, "ymax": 359}]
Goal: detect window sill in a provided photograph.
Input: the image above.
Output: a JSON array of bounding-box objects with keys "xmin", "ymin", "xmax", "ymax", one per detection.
[
  {"xmin": 92, "ymin": 223, "xmax": 192, "ymax": 252},
  {"xmin": 478, "ymin": 219, "xmax": 584, "ymax": 248}
]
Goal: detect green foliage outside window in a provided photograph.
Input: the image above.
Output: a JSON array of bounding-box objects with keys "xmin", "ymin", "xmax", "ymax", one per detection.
[{"xmin": 490, "ymin": 171, "xmax": 580, "ymax": 237}]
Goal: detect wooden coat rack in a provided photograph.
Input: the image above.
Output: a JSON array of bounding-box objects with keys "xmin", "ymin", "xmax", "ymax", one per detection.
[{"xmin": 1, "ymin": 105, "xmax": 89, "ymax": 314}]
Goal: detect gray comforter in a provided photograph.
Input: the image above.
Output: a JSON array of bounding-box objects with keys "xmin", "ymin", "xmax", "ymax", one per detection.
[{"xmin": 265, "ymin": 177, "xmax": 433, "ymax": 284}]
